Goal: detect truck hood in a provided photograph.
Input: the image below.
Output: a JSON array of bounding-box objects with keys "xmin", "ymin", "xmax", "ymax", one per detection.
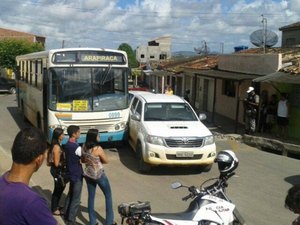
[{"xmin": 144, "ymin": 121, "xmax": 212, "ymax": 137}]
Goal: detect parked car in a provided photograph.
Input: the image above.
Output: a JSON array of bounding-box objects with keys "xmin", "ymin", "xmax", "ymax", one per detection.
[
  {"xmin": 128, "ymin": 91, "xmax": 216, "ymax": 173},
  {"xmin": 0, "ymin": 77, "xmax": 16, "ymax": 94}
]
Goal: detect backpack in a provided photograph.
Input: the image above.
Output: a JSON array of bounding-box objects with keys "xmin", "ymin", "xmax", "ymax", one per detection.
[{"xmin": 47, "ymin": 149, "xmax": 54, "ymax": 167}]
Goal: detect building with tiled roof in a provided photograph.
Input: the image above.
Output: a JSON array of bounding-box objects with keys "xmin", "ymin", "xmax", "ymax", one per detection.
[{"xmin": 0, "ymin": 27, "xmax": 45, "ymax": 47}]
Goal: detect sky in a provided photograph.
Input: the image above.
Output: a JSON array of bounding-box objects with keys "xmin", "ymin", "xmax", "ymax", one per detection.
[{"xmin": 0, "ymin": 0, "xmax": 299, "ymax": 54}]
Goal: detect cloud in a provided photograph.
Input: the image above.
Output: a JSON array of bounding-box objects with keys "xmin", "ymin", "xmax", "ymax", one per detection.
[{"xmin": 0, "ymin": 0, "xmax": 299, "ymax": 53}]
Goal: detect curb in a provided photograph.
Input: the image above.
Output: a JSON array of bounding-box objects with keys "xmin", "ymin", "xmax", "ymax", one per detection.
[
  {"xmin": 212, "ymin": 131, "xmax": 300, "ymax": 157},
  {"xmin": 242, "ymin": 134, "xmax": 300, "ymax": 157}
]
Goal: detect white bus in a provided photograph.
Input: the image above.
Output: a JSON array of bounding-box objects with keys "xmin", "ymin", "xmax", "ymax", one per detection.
[{"xmin": 16, "ymin": 48, "xmax": 131, "ymax": 144}]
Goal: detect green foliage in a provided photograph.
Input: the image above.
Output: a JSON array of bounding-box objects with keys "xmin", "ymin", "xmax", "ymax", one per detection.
[
  {"xmin": 118, "ymin": 43, "xmax": 139, "ymax": 68},
  {"xmin": 131, "ymin": 68, "xmax": 142, "ymax": 77},
  {"xmin": 0, "ymin": 39, "xmax": 44, "ymax": 69}
]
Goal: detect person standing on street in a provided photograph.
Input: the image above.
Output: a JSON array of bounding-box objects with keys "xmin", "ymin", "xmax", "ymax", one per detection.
[
  {"xmin": 277, "ymin": 93, "xmax": 290, "ymax": 140},
  {"xmin": 164, "ymin": 85, "xmax": 173, "ymax": 95},
  {"xmin": 0, "ymin": 127, "xmax": 59, "ymax": 225},
  {"xmin": 244, "ymin": 86, "xmax": 260, "ymax": 134},
  {"xmin": 48, "ymin": 127, "xmax": 67, "ymax": 216},
  {"xmin": 82, "ymin": 129, "xmax": 116, "ymax": 225},
  {"xmin": 63, "ymin": 125, "xmax": 83, "ymax": 225}
]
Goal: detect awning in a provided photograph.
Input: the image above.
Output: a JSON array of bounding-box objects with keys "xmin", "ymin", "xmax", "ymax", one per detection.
[
  {"xmin": 253, "ymin": 71, "xmax": 300, "ymax": 84},
  {"xmin": 193, "ymin": 69, "xmax": 259, "ymax": 81}
]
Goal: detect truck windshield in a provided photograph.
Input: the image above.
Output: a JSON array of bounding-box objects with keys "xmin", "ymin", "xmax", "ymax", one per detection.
[{"xmin": 144, "ymin": 103, "xmax": 198, "ymax": 121}]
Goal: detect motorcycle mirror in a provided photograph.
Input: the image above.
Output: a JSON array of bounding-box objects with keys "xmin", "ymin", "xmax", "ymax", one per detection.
[{"xmin": 171, "ymin": 182, "xmax": 182, "ymax": 189}]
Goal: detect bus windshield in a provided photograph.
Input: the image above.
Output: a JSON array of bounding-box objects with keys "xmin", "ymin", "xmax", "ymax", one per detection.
[{"xmin": 49, "ymin": 67, "xmax": 129, "ymax": 112}]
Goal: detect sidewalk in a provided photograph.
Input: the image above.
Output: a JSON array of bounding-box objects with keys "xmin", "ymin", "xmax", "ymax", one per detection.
[{"xmin": 203, "ymin": 113, "xmax": 300, "ymax": 159}]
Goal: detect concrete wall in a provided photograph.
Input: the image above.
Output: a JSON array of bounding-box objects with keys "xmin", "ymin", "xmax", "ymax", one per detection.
[{"xmin": 218, "ymin": 54, "xmax": 282, "ymax": 75}]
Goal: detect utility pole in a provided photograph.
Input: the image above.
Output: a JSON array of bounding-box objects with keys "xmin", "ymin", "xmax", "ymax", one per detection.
[
  {"xmin": 261, "ymin": 14, "xmax": 267, "ymax": 54},
  {"xmin": 220, "ymin": 42, "xmax": 224, "ymax": 54}
]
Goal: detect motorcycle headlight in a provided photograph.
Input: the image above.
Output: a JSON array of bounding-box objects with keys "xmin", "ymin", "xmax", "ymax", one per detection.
[
  {"xmin": 204, "ymin": 135, "xmax": 215, "ymax": 146},
  {"xmin": 146, "ymin": 135, "xmax": 165, "ymax": 146}
]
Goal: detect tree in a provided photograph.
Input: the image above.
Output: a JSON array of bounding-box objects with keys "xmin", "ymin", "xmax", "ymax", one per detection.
[
  {"xmin": 0, "ymin": 39, "xmax": 44, "ymax": 69},
  {"xmin": 118, "ymin": 43, "xmax": 139, "ymax": 68}
]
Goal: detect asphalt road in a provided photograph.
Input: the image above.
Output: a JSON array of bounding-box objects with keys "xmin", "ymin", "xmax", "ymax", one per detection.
[{"xmin": 0, "ymin": 93, "xmax": 299, "ymax": 225}]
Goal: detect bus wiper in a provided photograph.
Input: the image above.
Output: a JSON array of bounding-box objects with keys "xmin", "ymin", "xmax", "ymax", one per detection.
[{"xmin": 100, "ymin": 64, "xmax": 112, "ymax": 85}]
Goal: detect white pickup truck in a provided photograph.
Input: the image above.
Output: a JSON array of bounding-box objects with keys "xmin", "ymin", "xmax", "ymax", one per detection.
[{"xmin": 128, "ymin": 91, "xmax": 216, "ymax": 173}]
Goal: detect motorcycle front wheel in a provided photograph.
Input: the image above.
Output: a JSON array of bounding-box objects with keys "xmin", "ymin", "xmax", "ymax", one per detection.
[{"xmin": 233, "ymin": 208, "xmax": 246, "ymax": 225}]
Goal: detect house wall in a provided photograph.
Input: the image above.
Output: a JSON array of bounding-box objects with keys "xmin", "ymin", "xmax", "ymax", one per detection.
[
  {"xmin": 278, "ymin": 84, "xmax": 300, "ymax": 139},
  {"xmin": 281, "ymin": 30, "xmax": 300, "ymax": 47},
  {"xmin": 136, "ymin": 46, "xmax": 171, "ymax": 63},
  {"xmin": 218, "ymin": 54, "xmax": 282, "ymax": 75},
  {"xmin": 136, "ymin": 37, "xmax": 171, "ymax": 63},
  {"xmin": 215, "ymin": 79, "xmax": 237, "ymax": 121}
]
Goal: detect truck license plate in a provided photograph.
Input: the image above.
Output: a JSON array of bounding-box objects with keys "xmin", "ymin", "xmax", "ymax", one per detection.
[{"xmin": 176, "ymin": 151, "xmax": 194, "ymax": 157}]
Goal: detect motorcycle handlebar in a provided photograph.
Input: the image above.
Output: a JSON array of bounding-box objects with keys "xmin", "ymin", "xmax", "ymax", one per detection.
[
  {"xmin": 182, "ymin": 172, "xmax": 236, "ymax": 200},
  {"xmin": 182, "ymin": 193, "xmax": 193, "ymax": 201}
]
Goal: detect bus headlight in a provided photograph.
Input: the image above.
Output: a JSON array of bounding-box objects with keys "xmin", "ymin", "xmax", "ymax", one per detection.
[
  {"xmin": 204, "ymin": 135, "xmax": 215, "ymax": 146},
  {"xmin": 146, "ymin": 135, "xmax": 165, "ymax": 146},
  {"xmin": 115, "ymin": 122, "xmax": 127, "ymax": 131}
]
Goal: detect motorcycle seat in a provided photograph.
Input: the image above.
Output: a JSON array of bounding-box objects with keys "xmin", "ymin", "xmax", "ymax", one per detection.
[{"xmin": 151, "ymin": 198, "xmax": 212, "ymax": 221}]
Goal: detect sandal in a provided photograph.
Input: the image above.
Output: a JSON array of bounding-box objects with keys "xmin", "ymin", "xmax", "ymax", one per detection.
[{"xmin": 52, "ymin": 210, "xmax": 61, "ymax": 216}]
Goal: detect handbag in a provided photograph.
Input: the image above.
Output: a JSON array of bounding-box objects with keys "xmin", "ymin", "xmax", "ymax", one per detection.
[{"xmin": 56, "ymin": 172, "xmax": 66, "ymax": 187}]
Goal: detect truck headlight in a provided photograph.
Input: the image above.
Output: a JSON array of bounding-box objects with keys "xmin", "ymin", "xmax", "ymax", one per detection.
[
  {"xmin": 204, "ymin": 135, "xmax": 215, "ymax": 146},
  {"xmin": 146, "ymin": 135, "xmax": 165, "ymax": 146}
]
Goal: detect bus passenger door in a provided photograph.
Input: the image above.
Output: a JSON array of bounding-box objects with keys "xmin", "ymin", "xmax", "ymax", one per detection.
[{"xmin": 42, "ymin": 68, "xmax": 49, "ymax": 138}]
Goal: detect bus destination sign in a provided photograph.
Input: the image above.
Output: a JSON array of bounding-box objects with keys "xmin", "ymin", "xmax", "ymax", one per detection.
[
  {"xmin": 53, "ymin": 51, "xmax": 126, "ymax": 65},
  {"xmin": 81, "ymin": 54, "xmax": 121, "ymax": 63}
]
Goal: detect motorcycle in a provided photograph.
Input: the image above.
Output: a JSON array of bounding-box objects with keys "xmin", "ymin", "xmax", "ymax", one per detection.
[{"xmin": 118, "ymin": 150, "xmax": 246, "ymax": 225}]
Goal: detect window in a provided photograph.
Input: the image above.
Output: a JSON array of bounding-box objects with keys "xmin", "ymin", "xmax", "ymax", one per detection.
[
  {"xmin": 159, "ymin": 54, "xmax": 167, "ymax": 60},
  {"xmin": 135, "ymin": 101, "xmax": 142, "ymax": 116},
  {"xmin": 140, "ymin": 54, "xmax": 145, "ymax": 58},
  {"xmin": 286, "ymin": 38, "xmax": 296, "ymax": 47},
  {"xmin": 29, "ymin": 61, "xmax": 32, "ymax": 85},
  {"xmin": 222, "ymin": 80, "xmax": 236, "ymax": 97},
  {"xmin": 130, "ymin": 97, "xmax": 139, "ymax": 113}
]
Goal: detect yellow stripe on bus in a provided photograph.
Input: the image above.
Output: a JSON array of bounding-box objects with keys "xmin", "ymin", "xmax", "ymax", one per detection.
[{"xmin": 55, "ymin": 113, "xmax": 72, "ymax": 119}]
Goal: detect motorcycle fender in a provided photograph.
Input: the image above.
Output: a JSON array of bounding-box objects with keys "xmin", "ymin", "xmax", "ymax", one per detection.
[
  {"xmin": 193, "ymin": 200, "xmax": 235, "ymax": 224},
  {"xmin": 150, "ymin": 215, "xmax": 198, "ymax": 225},
  {"xmin": 193, "ymin": 206, "xmax": 224, "ymax": 224}
]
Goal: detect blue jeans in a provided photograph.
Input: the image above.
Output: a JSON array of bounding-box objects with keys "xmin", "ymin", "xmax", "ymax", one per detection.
[
  {"xmin": 64, "ymin": 178, "xmax": 83, "ymax": 223},
  {"xmin": 85, "ymin": 173, "xmax": 114, "ymax": 225}
]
